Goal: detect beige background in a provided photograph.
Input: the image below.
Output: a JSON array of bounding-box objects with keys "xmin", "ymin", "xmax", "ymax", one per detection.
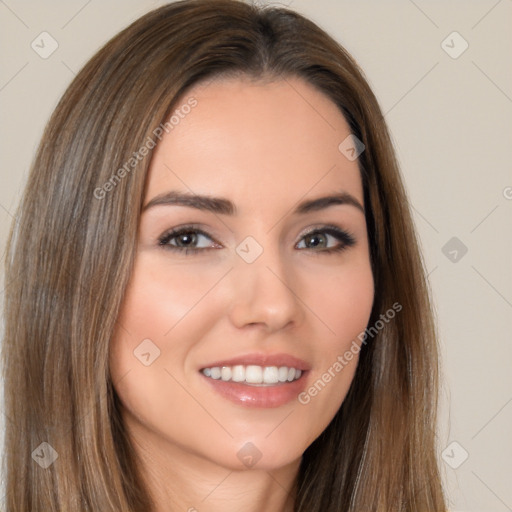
[{"xmin": 1, "ymin": 1, "xmax": 511, "ymax": 510}]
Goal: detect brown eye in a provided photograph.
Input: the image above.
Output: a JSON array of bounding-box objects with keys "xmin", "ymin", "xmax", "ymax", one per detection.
[
  {"xmin": 173, "ymin": 231, "xmax": 198, "ymax": 247},
  {"xmin": 158, "ymin": 227, "xmax": 220, "ymax": 253}
]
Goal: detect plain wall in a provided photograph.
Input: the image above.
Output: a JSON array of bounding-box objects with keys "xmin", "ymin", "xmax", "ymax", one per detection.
[{"xmin": 1, "ymin": 1, "xmax": 511, "ymax": 510}]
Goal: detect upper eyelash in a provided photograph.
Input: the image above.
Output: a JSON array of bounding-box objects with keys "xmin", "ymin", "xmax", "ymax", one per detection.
[
  {"xmin": 300, "ymin": 226, "xmax": 356, "ymax": 254},
  {"xmin": 158, "ymin": 226, "xmax": 215, "ymax": 252},
  {"xmin": 157, "ymin": 224, "xmax": 356, "ymax": 255}
]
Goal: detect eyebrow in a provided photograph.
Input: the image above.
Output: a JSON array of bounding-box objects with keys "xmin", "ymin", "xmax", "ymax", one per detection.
[{"xmin": 142, "ymin": 190, "xmax": 364, "ymax": 215}]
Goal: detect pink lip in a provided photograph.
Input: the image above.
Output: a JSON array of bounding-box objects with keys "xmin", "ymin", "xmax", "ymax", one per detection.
[
  {"xmin": 198, "ymin": 352, "xmax": 311, "ymax": 408},
  {"xmin": 199, "ymin": 352, "xmax": 311, "ymax": 371},
  {"xmin": 201, "ymin": 372, "xmax": 309, "ymax": 408}
]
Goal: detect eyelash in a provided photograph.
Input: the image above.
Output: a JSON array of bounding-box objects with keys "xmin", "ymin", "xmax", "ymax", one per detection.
[{"xmin": 157, "ymin": 224, "xmax": 356, "ymax": 256}]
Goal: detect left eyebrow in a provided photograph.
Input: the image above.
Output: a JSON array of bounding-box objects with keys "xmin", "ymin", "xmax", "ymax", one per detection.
[
  {"xmin": 142, "ymin": 190, "xmax": 364, "ymax": 215},
  {"xmin": 294, "ymin": 192, "xmax": 364, "ymax": 215}
]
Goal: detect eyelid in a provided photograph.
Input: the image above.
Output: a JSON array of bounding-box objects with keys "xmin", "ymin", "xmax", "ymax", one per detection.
[
  {"xmin": 157, "ymin": 223, "xmax": 356, "ymax": 254},
  {"xmin": 296, "ymin": 223, "xmax": 344, "ymax": 239},
  {"xmin": 158, "ymin": 224, "xmax": 221, "ymax": 248},
  {"xmin": 295, "ymin": 224, "xmax": 356, "ymax": 250},
  {"xmin": 297, "ymin": 222, "xmax": 354, "ymax": 238},
  {"xmin": 157, "ymin": 224, "xmax": 346, "ymax": 243}
]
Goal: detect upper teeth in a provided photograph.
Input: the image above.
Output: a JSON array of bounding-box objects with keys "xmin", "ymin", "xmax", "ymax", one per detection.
[{"xmin": 202, "ymin": 365, "xmax": 302, "ymax": 384}]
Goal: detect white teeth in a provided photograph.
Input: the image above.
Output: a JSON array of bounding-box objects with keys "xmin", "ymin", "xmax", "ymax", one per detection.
[
  {"xmin": 210, "ymin": 367, "xmax": 221, "ymax": 379},
  {"xmin": 278, "ymin": 366, "xmax": 289, "ymax": 382},
  {"xmin": 221, "ymin": 366, "xmax": 232, "ymax": 381},
  {"xmin": 232, "ymin": 365, "xmax": 245, "ymax": 382},
  {"xmin": 263, "ymin": 366, "xmax": 279, "ymax": 384},
  {"xmin": 201, "ymin": 364, "xmax": 303, "ymax": 384},
  {"xmin": 245, "ymin": 365, "xmax": 263, "ymax": 383}
]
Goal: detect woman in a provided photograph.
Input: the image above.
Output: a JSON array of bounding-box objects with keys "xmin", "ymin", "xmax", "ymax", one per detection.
[{"xmin": 1, "ymin": 0, "xmax": 447, "ymax": 510}]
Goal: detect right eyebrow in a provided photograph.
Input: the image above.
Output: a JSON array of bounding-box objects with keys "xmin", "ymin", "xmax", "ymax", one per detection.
[{"xmin": 142, "ymin": 191, "xmax": 235, "ymax": 215}]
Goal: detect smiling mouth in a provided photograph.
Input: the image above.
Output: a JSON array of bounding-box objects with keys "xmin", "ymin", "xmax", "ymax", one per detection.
[{"xmin": 201, "ymin": 364, "xmax": 303, "ymax": 385}]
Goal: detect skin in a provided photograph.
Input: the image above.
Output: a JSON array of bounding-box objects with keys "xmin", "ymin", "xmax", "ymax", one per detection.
[{"xmin": 109, "ymin": 75, "xmax": 374, "ymax": 512}]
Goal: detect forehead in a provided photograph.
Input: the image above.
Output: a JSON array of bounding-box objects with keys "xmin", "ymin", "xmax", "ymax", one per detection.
[{"xmin": 145, "ymin": 76, "xmax": 363, "ymax": 213}]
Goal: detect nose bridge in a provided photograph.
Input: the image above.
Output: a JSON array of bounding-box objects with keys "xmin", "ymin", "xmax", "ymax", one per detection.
[{"xmin": 228, "ymin": 234, "xmax": 303, "ymax": 330}]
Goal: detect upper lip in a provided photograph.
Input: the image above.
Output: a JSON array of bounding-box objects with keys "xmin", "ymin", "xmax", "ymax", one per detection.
[{"xmin": 200, "ymin": 353, "xmax": 311, "ymax": 371}]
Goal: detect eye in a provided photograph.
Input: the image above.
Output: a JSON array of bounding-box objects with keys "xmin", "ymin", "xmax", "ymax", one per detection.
[
  {"xmin": 296, "ymin": 226, "xmax": 356, "ymax": 254},
  {"xmin": 157, "ymin": 224, "xmax": 356, "ymax": 255},
  {"xmin": 158, "ymin": 226, "xmax": 221, "ymax": 254}
]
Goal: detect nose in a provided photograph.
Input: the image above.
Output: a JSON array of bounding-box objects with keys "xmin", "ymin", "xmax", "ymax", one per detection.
[{"xmin": 227, "ymin": 243, "xmax": 305, "ymax": 333}]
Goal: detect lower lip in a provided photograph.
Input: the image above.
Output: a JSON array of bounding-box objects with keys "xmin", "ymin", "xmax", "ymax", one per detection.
[{"xmin": 200, "ymin": 372, "xmax": 308, "ymax": 408}]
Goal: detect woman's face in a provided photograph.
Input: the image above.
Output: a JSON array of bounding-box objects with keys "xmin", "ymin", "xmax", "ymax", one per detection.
[{"xmin": 109, "ymin": 76, "xmax": 374, "ymax": 472}]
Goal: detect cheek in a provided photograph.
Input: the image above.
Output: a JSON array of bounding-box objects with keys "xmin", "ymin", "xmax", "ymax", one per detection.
[
  {"xmin": 112, "ymin": 253, "xmax": 229, "ymax": 348},
  {"xmin": 332, "ymin": 272, "xmax": 374, "ymax": 339},
  {"xmin": 108, "ymin": 259, "xmax": 236, "ymax": 466},
  {"xmin": 292, "ymin": 258, "xmax": 374, "ymax": 441},
  {"xmin": 108, "ymin": 255, "xmax": 228, "ymax": 415},
  {"xmin": 303, "ymin": 255, "xmax": 375, "ymax": 343}
]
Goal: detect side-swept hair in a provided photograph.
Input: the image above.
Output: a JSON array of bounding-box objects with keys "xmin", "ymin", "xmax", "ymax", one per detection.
[{"xmin": 2, "ymin": 1, "xmax": 446, "ymax": 510}]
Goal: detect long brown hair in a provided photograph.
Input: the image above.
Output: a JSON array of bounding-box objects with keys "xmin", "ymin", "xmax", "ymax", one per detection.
[{"xmin": 1, "ymin": 1, "xmax": 446, "ymax": 510}]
